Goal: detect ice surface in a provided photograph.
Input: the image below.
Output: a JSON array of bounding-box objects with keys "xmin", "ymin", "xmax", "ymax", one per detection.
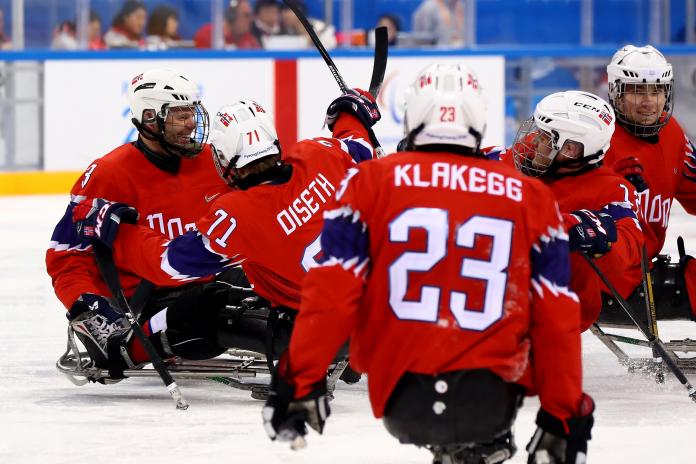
[{"xmin": 1, "ymin": 195, "xmax": 695, "ymax": 463}]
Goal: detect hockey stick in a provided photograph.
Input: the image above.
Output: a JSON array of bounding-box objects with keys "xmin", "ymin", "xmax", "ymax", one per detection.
[
  {"xmin": 281, "ymin": 0, "xmax": 387, "ymax": 157},
  {"xmin": 92, "ymin": 242, "xmax": 189, "ymax": 410},
  {"xmin": 369, "ymin": 26, "xmax": 389, "ymax": 99},
  {"xmin": 581, "ymin": 253, "xmax": 696, "ymax": 402},
  {"xmin": 640, "ymin": 244, "xmax": 665, "ymax": 382}
]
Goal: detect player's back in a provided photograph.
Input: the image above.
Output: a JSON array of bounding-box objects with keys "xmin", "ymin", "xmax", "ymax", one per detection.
[
  {"xmin": 204, "ymin": 139, "xmax": 354, "ymax": 308},
  {"xmin": 346, "ymin": 150, "xmax": 563, "ymax": 414}
]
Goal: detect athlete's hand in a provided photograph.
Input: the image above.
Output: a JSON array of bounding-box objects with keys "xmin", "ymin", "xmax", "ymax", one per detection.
[
  {"xmin": 565, "ymin": 209, "xmax": 618, "ymax": 258},
  {"xmin": 263, "ymin": 353, "xmax": 330, "ymax": 449},
  {"xmin": 612, "ymin": 157, "xmax": 648, "ymax": 192},
  {"xmin": 325, "ymin": 88, "xmax": 381, "ymax": 131},
  {"xmin": 527, "ymin": 394, "xmax": 594, "ymax": 464},
  {"xmin": 73, "ymin": 198, "xmax": 139, "ymax": 249}
]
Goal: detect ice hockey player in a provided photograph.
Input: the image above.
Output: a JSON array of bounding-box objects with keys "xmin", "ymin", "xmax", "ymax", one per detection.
[
  {"xmin": 601, "ymin": 44, "xmax": 696, "ymax": 323},
  {"xmin": 261, "ymin": 64, "xmax": 594, "ymax": 464},
  {"xmin": 46, "ymin": 68, "xmax": 261, "ymax": 380},
  {"xmin": 510, "ymin": 90, "xmax": 644, "ymax": 331},
  {"xmin": 71, "ymin": 92, "xmax": 379, "ymax": 369}
]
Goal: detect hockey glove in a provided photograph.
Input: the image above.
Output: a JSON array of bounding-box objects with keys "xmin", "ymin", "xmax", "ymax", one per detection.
[
  {"xmin": 263, "ymin": 354, "xmax": 331, "ymax": 449},
  {"xmin": 325, "ymin": 88, "xmax": 381, "ymax": 132},
  {"xmin": 612, "ymin": 157, "xmax": 648, "ymax": 192},
  {"xmin": 73, "ymin": 198, "xmax": 139, "ymax": 249},
  {"xmin": 526, "ymin": 394, "xmax": 594, "ymax": 464},
  {"xmin": 565, "ymin": 209, "xmax": 618, "ymax": 258}
]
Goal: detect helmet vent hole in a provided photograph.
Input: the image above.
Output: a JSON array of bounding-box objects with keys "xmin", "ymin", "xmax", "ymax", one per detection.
[
  {"xmin": 134, "ymin": 82, "xmax": 156, "ymax": 92},
  {"xmin": 164, "ymin": 85, "xmax": 174, "ymax": 90}
]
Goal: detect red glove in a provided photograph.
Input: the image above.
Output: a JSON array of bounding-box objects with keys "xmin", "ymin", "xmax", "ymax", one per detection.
[{"xmin": 612, "ymin": 157, "xmax": 648, "ymax": 192}]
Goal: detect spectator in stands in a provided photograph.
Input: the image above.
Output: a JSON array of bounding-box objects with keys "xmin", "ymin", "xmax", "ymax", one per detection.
[
  {"xmin": 52, "ymin": 11, "xmax": 106, "ymax": 50},
  {"xmin": 0, "ymin": 8, "xmax": 12, "ymax": 50},
  {"xmin": 376, "ymin": 13, "xmax": 401, "ymax": 46},
  {"xmin": 104, "ymin": 0, "xmax": 147, "ymax": 49},
  {"xmin": 412, "ymin": 0, "xmax": 464, "ymax": 46},
  {"xmin": 251, "ymin": 0, "xmax": 281, "ymax": 48},
  {"xmin": 194, "ymin": 1, "xmax": 260, "ymax": 49},
  {"xmin": 279, "ymin": 1, "xmax": 336, "ymax": 49},
  {"xmin": 145, "ymin": 5, "xmax": 181, "ymax": 50}
]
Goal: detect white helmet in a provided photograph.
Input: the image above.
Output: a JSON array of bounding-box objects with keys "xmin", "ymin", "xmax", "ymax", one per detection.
[
  {"xmin": 210, "ymin": 100, "xmax": 281, "ymax": 187},
  {"xmin": 400, "ymin": 63, "xmax": 487, "ymax": 152},
  {"xmin": 127, "ymin": 68, "xmax": 209, "ymax": 158},
  {"xmin": 512, "ymin": 91, "xmax": 615, "ymax": 177},
  {"xmin": 607, "ymin": 44, "xmax": 674, "ymax": 137}
]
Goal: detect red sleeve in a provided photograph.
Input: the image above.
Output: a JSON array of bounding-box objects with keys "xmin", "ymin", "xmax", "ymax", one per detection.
[
  {"xmin": 45, "ymin": 161, "xmax": 133, "ymax": 310},
  {"xmin": 677, "ymin": 136, "xmax": 696, "ymax": 215},
  {"xmin": 526, "ymin": 183, "xmax": 585, "ymax": 421},
  {"xmin": 111, "ymin": 200, "xmax": 242, "ymax": 287},
  {"xmin": 287, "ymin": 167, "xmax": 367, "ymax": 398}
]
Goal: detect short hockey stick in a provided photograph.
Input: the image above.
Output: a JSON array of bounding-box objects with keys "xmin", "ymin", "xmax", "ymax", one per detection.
[
  {"xmin": 92, "ymin": 242, "xmax": 189, "ymax": 410},
  {"xmin": 640, "ymin": 244, "xmax": 665, "ymax": 382},
  {"xmin": 581, "ymin": 253, "xmax": 696, "ymax": 402},
  {"xmin": 281, "ymin": 0, "xmax": 387, "ymax": 157}
]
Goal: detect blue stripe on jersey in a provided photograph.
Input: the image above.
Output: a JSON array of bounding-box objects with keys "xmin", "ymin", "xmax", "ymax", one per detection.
[
  {"xmin": 318, "ymin": 206, "xmax": 370, "ymax": 277},
  {"xmin": 684, "ymin": 147, "xmax": 696, "ymax": 183},
  {"xmin": 340, "ymin": 137, "xmax": 374, "ymax": 163},
  {"xmin": 163, "ymin": 231, "xmax": 237, "ymax": 280},
  {"xmin": 602, "ymin": 201, "xmax": 637, "ymax": 222},
  {"xmin": 530, "ymin": 225, "xmax": 578, "ymax": 301},
  {"xmin": 48, "ymin": 202, "xmax": 91, "ymax": 251},
  {"xmin": 483, "ymin": 146, "xmax": 506, "ymax": 161}
]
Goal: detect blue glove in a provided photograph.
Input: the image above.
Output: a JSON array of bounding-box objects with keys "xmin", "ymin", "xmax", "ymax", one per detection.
[
  {"xmin": 73, "ymin": 198, "xmax": 138, "ymax": 249},
  {"xmin": 567, "ymin": 209, "xmax": 617, "ymax": 257},
  {"xmin": 527, "ymin": 394, "xmax": 595, "ymax": 464},
  {"xmin": 262, "ymin": 354, "xmax": 331, "ymax": 448},
  {"xmin": 325, "ymin": 88, "xmax": 381, "ymax": 131}
]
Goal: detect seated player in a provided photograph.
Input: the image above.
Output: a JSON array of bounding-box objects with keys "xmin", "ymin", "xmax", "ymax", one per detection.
[
  {"xmin": 262, "ymin": 64, "xmax": 594, "ymax": 464},
  {"xmin": 46, "ymin": 68, "xmax": 258, "ymax": 380},
  {"xmin": 71, "ymin": 91, "xmax": 380, "ymax": 370},
  {"xmin": 509, "ymin": 91, "xmax": 644, "ymax": 330},
  {"xmin": 602, "ymin": 44, "xmax": 696, "ymax": 324}
]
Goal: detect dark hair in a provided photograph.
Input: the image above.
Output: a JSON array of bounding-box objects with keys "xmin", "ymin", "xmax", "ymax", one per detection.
[
  {"xmin": 146, "ymin": 5, "xmax": 179, "ymax": 37},
  {"xmin": 254, "ymin": 0, "xmax": 280, "ymax": 14},
  {"xmin": 112, "ymin": 1, "xmax": 146, "ymax": 28},
  {"xmin": 90, "ymin": 10, "xmax": 101, "ymax": 24}
]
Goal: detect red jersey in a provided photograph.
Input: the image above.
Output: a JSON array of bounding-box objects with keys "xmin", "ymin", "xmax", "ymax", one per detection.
[
  {"xmin": 46, "ymin": 143, "xmax": 228, "ymax": 310},
  {"xmin": 287, "ymin": 151, "xmax": 585, "ymax": 422},
  {"xmin": 544, "ymin": 167, "xmax": 644, "ymax": 330},
  {"xmin": 604, "ymin": 118, "xmax": 696, "ymax": 258},
  {"xmin": 110, "ymin": 115, "xmax": 374, "ymax": 309}
]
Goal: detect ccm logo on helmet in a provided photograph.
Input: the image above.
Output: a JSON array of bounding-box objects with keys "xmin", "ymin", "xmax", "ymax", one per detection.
[{"xmin": 218, "ymin": 112, "xmax": 234, "ymax": 127}]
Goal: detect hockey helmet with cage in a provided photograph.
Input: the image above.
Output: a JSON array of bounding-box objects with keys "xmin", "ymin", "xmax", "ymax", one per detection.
[
  {"xmin": 210, "ymin": 100, "xmax": 281, "ymax": 188},
  {"xmin": 127, "ymin": 68, "xmax": 209, "ymax": 158},
  {"xmin": 399, "ymin": 63, "xmax": 487, "ymax": 153},
  {"xmin": 512, "ymin": 90, "xmax": 615, "ymax": 177},
  {"xmin": 607, "ymin": 44, "xmax": 674, "ymax": 137}
]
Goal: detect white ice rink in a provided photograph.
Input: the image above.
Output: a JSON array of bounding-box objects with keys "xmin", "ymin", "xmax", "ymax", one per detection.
[{"xmin": 1, "ymin": 194, "xmax": 695, "ymax": 464}]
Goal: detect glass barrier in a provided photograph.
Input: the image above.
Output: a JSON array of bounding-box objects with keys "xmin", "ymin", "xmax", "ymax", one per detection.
[{"xmin": 2, "ymin": 0, "xmax": 694, "ymax": 51}]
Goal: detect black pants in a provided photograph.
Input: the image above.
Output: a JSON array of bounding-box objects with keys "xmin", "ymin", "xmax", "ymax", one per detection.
[
  {"xmin": 383, "ymin": 369, "xmax": 524, "ymax": 447},
  {"xmin": 139, "ymin": 267, "xmax": 289, "ymax": 360},
  {"xmin": 597, "ymin": 256, "xmax": 693, "ymax": 326}
]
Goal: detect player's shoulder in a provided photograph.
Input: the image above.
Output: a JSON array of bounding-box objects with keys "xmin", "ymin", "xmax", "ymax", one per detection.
[{"xmin": 71, "ymin": 143, "xmax": 140, "ymax": 194}]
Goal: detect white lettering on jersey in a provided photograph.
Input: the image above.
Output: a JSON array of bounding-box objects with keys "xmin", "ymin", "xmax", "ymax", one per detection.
[
  {"xmin": 146, "ymin": 212, "xmax": 193, "ymax": 239},
  {"xmin": 81, "ymin": 164, "xmax": 97, "ymax": 188},
  {"xmin": 637, "ymin": 189, "xmax": 671, "ymax": 228},
  {"xmin": 276, "ymin": 173, "xmax": 336, "ymax": 236},
  {"xmin": 394, "ymin": 163, "xmax": 523, "ymax": 202}
]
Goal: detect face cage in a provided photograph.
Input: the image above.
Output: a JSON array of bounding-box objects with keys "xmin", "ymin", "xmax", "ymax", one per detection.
[
  {"xmin": 212, "ymin": 145, "xmax": 238, "ymax": 186},
  {"xmin": 511, "ymin": 118, "xmax": 560, "ymax": 177},
  {"xmin": 609, "ymin": 81, "xmax": 673, "ymax": 137},
  {"xmin": 156, "ymin": 103, "xmax": 210, "ymax": 159}
]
